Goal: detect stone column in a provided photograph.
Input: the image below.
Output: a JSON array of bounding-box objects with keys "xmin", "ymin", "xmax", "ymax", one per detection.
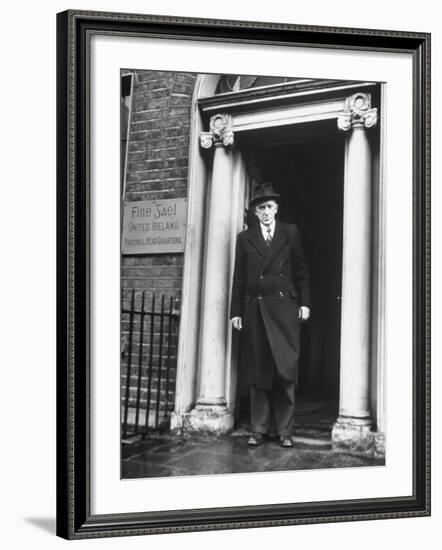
[
  {"xmin": 332, "ymin": 93, "xmax": 378, "ymax": 452},
  {"xmin": 187, "ymin": 114, "xmax": 235, "ymax": 434}
]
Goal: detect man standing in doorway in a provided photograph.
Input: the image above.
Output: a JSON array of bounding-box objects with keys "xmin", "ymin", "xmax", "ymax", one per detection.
[{"xmin": 230, "ymin": 183, "xmax": 311, "ymax": 448}]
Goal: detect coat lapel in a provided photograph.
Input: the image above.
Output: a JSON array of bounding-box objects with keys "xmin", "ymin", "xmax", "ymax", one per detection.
[
  {"xmin": 246, "ymin": 224, "xmax": 267, "ymax": 257},
  {"xmin": 261, "ymin": 221, "xmax": 287, "ymax": 272}
]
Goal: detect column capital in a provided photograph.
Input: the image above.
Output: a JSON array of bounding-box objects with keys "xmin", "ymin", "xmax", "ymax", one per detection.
[
  {"xmin": 337, "ymin": 92, "xmax": 378, "ymax": 131},
  {"xmin": 200, "ymin": 113, "xmax": 234, "ymax": 149}
]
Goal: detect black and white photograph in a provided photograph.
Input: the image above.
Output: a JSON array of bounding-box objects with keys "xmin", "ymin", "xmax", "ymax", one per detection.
[
  {"xmin": 120, "ymin": 70, "xmax": 386, "ymax": 479},
  {"xmin": 1, "ymin": 0, "xmax": 438, "ymax": 546},
  {"xmin": 53, "ymin": 6, "xmax": 430, "ymax": 540}
]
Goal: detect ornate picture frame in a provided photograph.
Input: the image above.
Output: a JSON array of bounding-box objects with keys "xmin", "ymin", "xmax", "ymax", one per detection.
[{"xmin": 56, "ymin": 9, "xmax": 430, "ymax": 539}]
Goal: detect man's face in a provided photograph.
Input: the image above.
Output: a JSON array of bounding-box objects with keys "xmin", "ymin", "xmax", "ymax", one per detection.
[{"xmin": 254, "ymin": 200, "xmax": 278, "ymax": 226}]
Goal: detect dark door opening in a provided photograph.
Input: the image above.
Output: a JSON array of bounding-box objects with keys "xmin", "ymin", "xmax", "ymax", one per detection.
[{"xmin": 235, "ymin": 124, "xmax": 345, "ymax": 433}]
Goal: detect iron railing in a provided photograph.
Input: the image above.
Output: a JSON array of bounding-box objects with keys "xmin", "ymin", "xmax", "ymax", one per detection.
[{"xmin": 121, "ymin": 289, "xmax": 179, "ymax": 439}]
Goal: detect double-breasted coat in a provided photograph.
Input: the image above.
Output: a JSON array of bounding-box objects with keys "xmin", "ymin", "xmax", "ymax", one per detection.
[{"xmin": 230, "ymin": 220, "xmax": 311, "ymax": 389}]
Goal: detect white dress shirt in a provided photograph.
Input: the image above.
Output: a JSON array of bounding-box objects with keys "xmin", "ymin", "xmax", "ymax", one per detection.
[{"xmin": 260, "ymin": 220, "xmax": 275, "ymax": 242}]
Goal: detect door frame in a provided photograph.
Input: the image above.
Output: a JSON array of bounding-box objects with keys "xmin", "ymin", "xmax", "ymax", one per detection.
[{"xmin": 172, "ymin": 76, "xmax": 385, "ymax": 434}]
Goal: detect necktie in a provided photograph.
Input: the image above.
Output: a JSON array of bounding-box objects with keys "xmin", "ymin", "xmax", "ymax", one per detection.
[{"xmin": 265, "ymin": 227, "xmax": 272, "ymax": 247}]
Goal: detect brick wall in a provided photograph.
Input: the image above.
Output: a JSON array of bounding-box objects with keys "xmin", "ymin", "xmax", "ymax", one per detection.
[{"xmin": 121, "ymin": 70, "xmax": 198, "ymax": 431}]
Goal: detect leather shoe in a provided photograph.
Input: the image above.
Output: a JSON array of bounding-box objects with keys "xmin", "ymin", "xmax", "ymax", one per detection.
[
  {"xmin": 279, "ymin": 436, "xmax": 294, "ymax": 448},
  {"xmin": 248, "ymin": 433, "xmax": 264, "ymax": 446}
]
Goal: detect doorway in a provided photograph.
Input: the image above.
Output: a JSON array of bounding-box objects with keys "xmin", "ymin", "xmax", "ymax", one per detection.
[{"xmin": 234, "ymin": 122, "xmax": 345, "ymax": 431}]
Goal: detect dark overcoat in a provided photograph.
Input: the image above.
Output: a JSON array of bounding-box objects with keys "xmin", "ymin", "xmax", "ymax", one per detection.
[{"xmin": 230, "ymin": 221, "xmax": 311, "ymax": 389}]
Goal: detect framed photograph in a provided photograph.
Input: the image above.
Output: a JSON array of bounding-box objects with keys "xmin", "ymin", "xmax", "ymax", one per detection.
[{"xmin": 56, "ymin": 9, "xmax": 430, "ymax": 539}]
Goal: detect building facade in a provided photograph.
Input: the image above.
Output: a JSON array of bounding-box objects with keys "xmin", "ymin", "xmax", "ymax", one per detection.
[{"xmin": 121, "ymin": 70, "xmax": 385, "ymax": 456}]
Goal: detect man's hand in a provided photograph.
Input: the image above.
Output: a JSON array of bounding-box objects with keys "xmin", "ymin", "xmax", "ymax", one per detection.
[
  {"xmin": 298, "ymin": 306, "xmax": 310, "ymax": 322},
  {"xmin": 231, "ymin": 316, "xmax": 243, "ymax": 330}
]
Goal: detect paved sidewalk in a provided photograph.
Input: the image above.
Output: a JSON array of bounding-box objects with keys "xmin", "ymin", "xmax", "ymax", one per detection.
[{"xmin": 122, "ymin": 428, "xmax": 384, "ymax": 479}]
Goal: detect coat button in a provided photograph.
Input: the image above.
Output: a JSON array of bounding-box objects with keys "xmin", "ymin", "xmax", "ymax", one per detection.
[
  {"xmin": 258, "ymin": 295, "xmax": 263, "ymax": 300},
  {"xmin": 259, "ymin": 275, "xmax": 264, "ymax": 279}
]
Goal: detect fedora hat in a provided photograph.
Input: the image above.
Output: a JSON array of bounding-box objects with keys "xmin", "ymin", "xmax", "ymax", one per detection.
[{"xmin": 249, "ymin": 182, "xmax": 280, "ymax": 208}]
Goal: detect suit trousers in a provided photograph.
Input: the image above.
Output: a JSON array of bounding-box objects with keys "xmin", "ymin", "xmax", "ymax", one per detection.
[{"xmin": 250, "ymin": 370, "xmax": 296, "ymax": 438}]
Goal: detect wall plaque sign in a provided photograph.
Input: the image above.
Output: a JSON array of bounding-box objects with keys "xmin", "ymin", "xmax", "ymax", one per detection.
[{"xmin": 121, "ymin": 198, "xmax": 187, "ymax": 254}]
